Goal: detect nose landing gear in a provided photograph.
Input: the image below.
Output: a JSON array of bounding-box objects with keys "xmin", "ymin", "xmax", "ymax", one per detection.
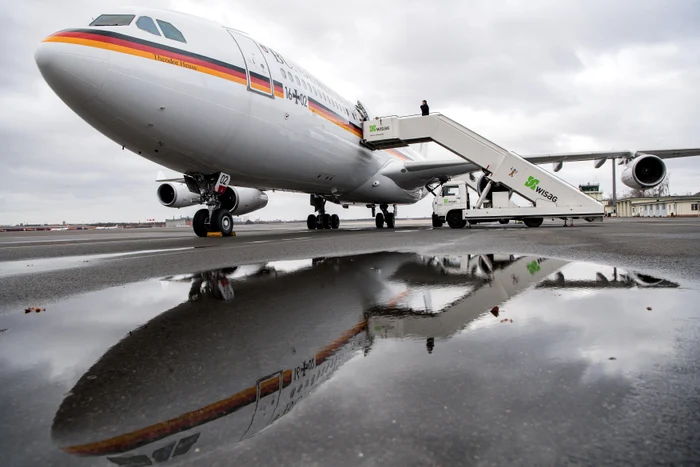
[{"xmin": 188, "ymin": 172, "xmax": 236, "ymax": 238}]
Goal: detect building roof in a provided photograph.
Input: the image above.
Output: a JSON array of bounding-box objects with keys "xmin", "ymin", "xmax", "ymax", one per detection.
[{"xmin": 618, "ymin": 194, "xmax": 700, "ymax": 204}]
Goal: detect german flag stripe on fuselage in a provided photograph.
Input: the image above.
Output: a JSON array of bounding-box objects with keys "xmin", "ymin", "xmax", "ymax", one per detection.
[
  {"xmin": 44, "ymin": 29, "xmax": 249, "ymax": 86},
  {"xmin": 44, "ymin": 29, "xmax": 364, "ymax": 139},
  {"xmin": 308, "ymin": 97, "xmax": 363, "ymax": 138},
  {"xmin": 273, "ymin": 80, "xmax": 284, "ymax": 98},
  {"xmin": 61, "ymin": 320, "xmax": 368, "ymax": 456}
]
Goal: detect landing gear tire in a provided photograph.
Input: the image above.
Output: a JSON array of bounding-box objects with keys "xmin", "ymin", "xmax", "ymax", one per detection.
[
  {"xmin": 523, "ymin": 217, "xmax": 544, "ymax": 228},
  {"xmin": 499, "ymin": 219, "xmax": 509, "ymax": 225},
  {"xmin": 331, "ymin": 214, "xmax": 340, "ymax": 229},
  {"xmin": 193, "ymin": 209, "xmax": 210, "ymax": 238},
  {"xmin": 385, "ymin": 213, "xmax": 395, "ymax": 229},
  {"xmin": 447, "ymin": 210, "xmax": 466, "ymax": 229},
  {"xmin": 211, "ymin": 208, "xmax": 234, "ymax": 236},
  {"xmin": 321, "ymin": 213, "xmax": 331, "ymax": 230},
  {"xmin": 307, "ymin": 214, "xmax": 317, "ymax": 230},
  {"xmin": 375, "ymin": 213, "xmax": 385, "ymax": 229}
]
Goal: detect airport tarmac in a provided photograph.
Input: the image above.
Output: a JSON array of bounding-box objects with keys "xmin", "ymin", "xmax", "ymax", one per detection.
[{"xmin": 1, "ymin": 217, "xmax": 699, "ymax": 466}]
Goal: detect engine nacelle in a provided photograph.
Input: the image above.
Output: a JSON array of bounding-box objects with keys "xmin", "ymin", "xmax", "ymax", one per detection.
[
  {"xmin": 157, "ymin": 182, "xmax": 201, "ymax": 208},
  {"xmin": 620, "ymin": 154, "xmax": 667, "ymax": 190},
  {"xmin": 218, "ymin": 186, "xmax": 269, "ymax": 215}
]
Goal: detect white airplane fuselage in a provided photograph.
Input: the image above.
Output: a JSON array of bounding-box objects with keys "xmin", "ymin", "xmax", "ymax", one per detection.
[{"xmin": 34, "ymin": 7, "xmax": 425, "ymax": 206}]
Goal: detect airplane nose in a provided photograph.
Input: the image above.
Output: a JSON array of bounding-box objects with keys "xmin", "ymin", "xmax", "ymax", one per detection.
[{"xmin": 35, "ymin": 39, "xmax": 109, "ymax": 106}]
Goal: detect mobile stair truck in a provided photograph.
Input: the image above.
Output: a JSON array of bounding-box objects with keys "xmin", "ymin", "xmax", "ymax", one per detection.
[{"xmin": 361, "ymin": 114, "xmax": 604, "ymax": 228}]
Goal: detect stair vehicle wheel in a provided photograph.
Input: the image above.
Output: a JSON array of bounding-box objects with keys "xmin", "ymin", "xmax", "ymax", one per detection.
[
  {"xmin": 307, "ymin": 214, "xmax": 317, "ymax": 230},
  {"xmin": 375, "ymin": 212, "xmax": 384, "ymax": 229},
  {"xmin": 385, "ymin": 213, "xmax": 395, "ymax": 228},
  {"xmin": 523, "ymin": 217, "xmax": 544, "ymax": 228},
  {"xmin": 193, "ymin": 209, "xmax": 210, "ymax": 237},
  {"xmin": 432, "ymin": 214, "xmax": 443, "ymax": 228},
  {"xmin": 447, "ymin": 210, "xmax": 465, "ymax": 229},
  {"xmin": 331, "ymin": 214, "xmax": 340, "ymax": 229},
  {"xmin": 499, "ymin": 219, "xmax": 509, "ymax": 225},
  {"xmin": 212, "ymin": 208, "xmax": 234, "ymax": 236}
]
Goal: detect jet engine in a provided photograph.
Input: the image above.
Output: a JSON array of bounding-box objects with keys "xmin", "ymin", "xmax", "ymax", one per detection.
[
  {"xmin": 158, "ymin": 183, "xmax": 268, "ymax": 215},
  {"xmin": 157, "ymin": 182, "xmax": 201, "ymax": 208},
  {"xmin": 620, "ymin": 154, "xmax": 667, "ymax": 190},
  {"xmin": 217, "ymin": 186, "xmax": 269, "ymax": 215}
]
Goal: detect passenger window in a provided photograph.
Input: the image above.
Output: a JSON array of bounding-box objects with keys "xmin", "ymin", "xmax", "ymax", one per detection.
[
  {"xmin": 288, "ymin": 72, "xmax": 295, "ymax": 82},
  {"xmin": 442, "ymin": 186, "xmax": 459, "ymax": 197},
  {"xmin": 156, "ymin": 19, "xmax": 186, "ymax": 43},
  {"xmin": 280, "ymin": 68, "xmax": 287, "ymax": 79},
  {"xmin": 295, "ymin": 76, "xmax": 301, "ymax": 86},
  {"xmin": 90, "ymin": 14, "xmax": 135, "ymax": 26},
  {"xmin": 136, "ymin": 16, "xmax": 160, "ymax": 36},
  {"xmin": 302, "ymin": 80, "xmax": 307, "ymax": 90}
]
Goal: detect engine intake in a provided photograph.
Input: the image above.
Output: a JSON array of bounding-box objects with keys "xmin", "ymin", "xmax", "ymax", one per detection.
[
  {"xmin": 157, "ymin": 183, "xmax": 201, "ymax": 208},
  {"xmin": 621, "ymin": 154, "xmax": 667, "ymax": 190}
]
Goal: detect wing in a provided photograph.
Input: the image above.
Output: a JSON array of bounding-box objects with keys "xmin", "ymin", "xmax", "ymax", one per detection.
[
  {"xmin": 522, "ymin": 148, "xmax": 700, "ymax": 164},
  {"xmin": 381, "ymin": 160, "xmax": 479, "ymax": 189}
]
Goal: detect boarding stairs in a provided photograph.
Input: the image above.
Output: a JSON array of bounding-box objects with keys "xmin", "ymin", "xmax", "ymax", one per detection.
[{"xmin": 361, "ymin": 114, "xmax": 604, "ymax": 220}]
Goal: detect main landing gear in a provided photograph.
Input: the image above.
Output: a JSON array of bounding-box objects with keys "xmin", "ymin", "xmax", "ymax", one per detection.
[
  {"xmin": 307, "ymin": 195, "xmax": 340, "ymax": 230},
  {"xmin": 188, "ymin": 172, "xmax": 236, "ymax": 238},
  {"xmin": 371, "ymin": 204, "xmax": 396, "ymax": 229}
]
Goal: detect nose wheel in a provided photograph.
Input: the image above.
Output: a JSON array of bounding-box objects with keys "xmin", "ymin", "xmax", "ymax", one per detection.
[
  {"xmin": 193, "ymin": 208, "xmax": 234, "ymax": 237},
  {"xmin": 187, "ymin": 172, "xmax": 237, "ymax": 238}
]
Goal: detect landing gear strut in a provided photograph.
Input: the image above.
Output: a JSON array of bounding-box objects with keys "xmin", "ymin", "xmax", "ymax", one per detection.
[
  {"xmin": 188, "ymin": 172, "xmax": 235, "ymax": 238},
  {"xmin": 374, "ymin": 204, "xmax": 396, "ymax": 229},
  {"xmin": 307, "ymin": 195, "xmax": 339, "ymax": 230}
]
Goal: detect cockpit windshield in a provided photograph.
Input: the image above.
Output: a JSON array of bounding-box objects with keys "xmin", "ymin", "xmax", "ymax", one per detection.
[{"xmin": 89, "ymin": 14, "xmax": 135, "ymax": 27}]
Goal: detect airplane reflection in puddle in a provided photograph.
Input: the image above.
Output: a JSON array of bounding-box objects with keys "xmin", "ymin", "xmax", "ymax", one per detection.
[{"xmin": 50, "ymin": 253, "xmax": 678, "ymax": 466}]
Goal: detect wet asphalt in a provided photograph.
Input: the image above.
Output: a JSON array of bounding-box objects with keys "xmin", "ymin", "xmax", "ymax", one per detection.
[{"xmin": 0, "ymin": 217, "xmax": 699, "ymax": 466}]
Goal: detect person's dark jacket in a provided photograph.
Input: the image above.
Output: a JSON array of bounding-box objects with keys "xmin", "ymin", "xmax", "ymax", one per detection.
[{"xmin": 420, "ymin": 103, "xmax": 429, "ymax": 116}]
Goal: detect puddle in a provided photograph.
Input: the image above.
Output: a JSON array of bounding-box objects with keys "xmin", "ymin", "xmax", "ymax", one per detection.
[
  {"xmin": 0, "ymin": 247, "xmax": 193, "ymax": 278},
  {"xmin": 0, "ymin": 252, "xmax": 698, "ymax": 466}
]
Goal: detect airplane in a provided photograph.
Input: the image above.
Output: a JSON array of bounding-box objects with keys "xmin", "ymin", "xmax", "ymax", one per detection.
[
  {"xmin": 34, "ymin": 7, "xmax": 700, "ymax": 237},
  {"xmin": 49, "ymin": 252, "xmax": 678, "ymax": 465}
]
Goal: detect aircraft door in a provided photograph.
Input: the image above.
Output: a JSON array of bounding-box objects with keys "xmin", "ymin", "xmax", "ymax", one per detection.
[
  {"xmin": 239, "ymin": 371, "xmax": 284, "ymax": 441},
  {"xmin": 226, "ymin": 29, "xmax": 274, "ymax": 97}
]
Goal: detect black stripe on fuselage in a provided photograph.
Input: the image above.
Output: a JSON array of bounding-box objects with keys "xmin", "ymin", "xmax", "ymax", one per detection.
[{"xmin": 61, "ymin": 28, "xmax": 247, "ymax": 76}]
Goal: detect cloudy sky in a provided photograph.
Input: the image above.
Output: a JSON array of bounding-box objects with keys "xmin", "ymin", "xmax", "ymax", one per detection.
[{"xmin": 2, "ymin": 0, "xmax": 699, "ymax": 224}]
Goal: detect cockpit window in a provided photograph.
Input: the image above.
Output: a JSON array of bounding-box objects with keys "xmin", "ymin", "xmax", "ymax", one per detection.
[
  {"xmin": 89, "ymin": 14, "xmax": 135, "ymax": 27},
  {"xmin": 136, "ymin": 16, "xmax": 160, "ymax": 36},
  {"xmin": 156, "ymin": 19, "xmax": 186, "ymax": 43}
]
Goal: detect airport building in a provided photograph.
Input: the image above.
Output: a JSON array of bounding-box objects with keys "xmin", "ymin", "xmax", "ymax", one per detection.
[
  {"xmin": 616, "ymin": 194, "xmax": 700, "ymax": 217},
  {"xmin": 165, "ymin": 217, "xmax": 192, "ymax": 228}
]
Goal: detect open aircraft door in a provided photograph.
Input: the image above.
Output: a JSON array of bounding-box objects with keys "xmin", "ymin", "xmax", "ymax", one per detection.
[
  {"xmin": 239, "ymin": 371, "xmax": 284, "ymax": 441},
  {"xmin": 226, "ymin": 29, "xmax": 274, "ymax": 97}
]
